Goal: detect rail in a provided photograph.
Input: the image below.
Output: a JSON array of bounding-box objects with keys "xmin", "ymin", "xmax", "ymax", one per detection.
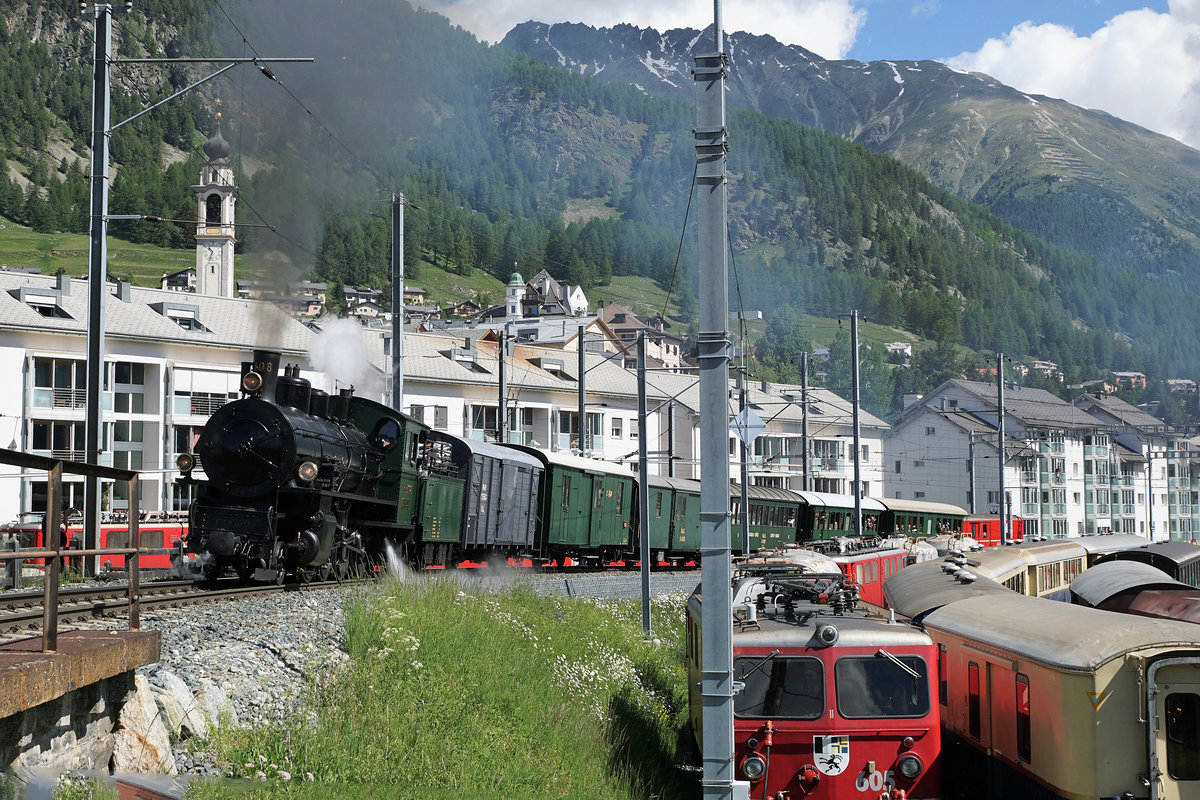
[{"xmin": 0, "ymin": 447, "xmax": 141, "ymax": 653}]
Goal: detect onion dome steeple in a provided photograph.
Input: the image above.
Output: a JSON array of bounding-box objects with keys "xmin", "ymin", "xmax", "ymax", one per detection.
[{"xmin": 203, "ymin": 118, "xmax": 231, "ymax": 163}]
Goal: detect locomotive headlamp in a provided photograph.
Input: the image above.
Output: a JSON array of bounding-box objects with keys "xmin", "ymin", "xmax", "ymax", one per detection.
[
  {"xmin": 242, "ymin": 371, "xmax": 264, "ymax": 394},
  {"xmin": 897, "ymin": 754, "xmax": 923, "ymax": 780},
  {"xmin": 741, "ymin": 753, "xmax": 766, "ymax": 781},
  {"xmin": 176, "ymin": 453, "xmax": 195, "ymax": 473},
  {"xmin": 297, "ymin": 461, "xmax": 319, "ymax": 482}
]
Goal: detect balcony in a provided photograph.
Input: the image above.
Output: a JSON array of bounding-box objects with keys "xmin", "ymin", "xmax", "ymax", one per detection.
[
  {"xmin": 1166, "ymin": 450, "xmax": 1192, "ymax": 461},
  {"xmin": 31, "ymin": 448, "xmax": 86, "ymax": 461},
  {"xmin": 1113, "ymin": 475, "xmax": 1135, "ymax": 487},
  {"xmin": 33, "ymin": 387, "xmax": 87, "ymax": 409},
  {"xmin": 1051, "ymin": 504, "xmax": 1067, "ymax": 515},
  {"xmin": 1086, "ymin": 504, "xmax": 1111, "ymax": 517},
  {"xmin": 1021, "ymin": 471, "xmax": 1038, "ymax": 484},
  {"xmin": 812, "ymin": 457, "xmax": 845, "ymax": 472},
  {"xmin": 1039, "ymin": 442, "xmax": 1066, "ymax": 455},
  {"xmin": 1084, "ymin": 475, "xmax": 1110, "ymax": 487},
  {"xmin": 1084, "ymin": 445, "xmax": 1109, "ymax": 458},
  {"xmin": 1021, "ymin": 503, "xmax": 1039, "ymax": 516}
]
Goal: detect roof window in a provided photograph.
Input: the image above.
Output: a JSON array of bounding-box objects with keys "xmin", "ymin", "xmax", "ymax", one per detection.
[{"xmin": 10, "ymin": 287, "xmax": 70, "ymax": 318}]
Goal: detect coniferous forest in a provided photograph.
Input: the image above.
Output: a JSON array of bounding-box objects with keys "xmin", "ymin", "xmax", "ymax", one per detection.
[{"xmin": 2, "ymin": 0, "xmax": 1192, "ymax": 419}]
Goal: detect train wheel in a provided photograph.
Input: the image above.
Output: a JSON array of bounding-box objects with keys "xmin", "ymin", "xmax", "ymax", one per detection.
[{"xmin": 317, "ymin": 564, "xmax": 332, "ymax": 582}]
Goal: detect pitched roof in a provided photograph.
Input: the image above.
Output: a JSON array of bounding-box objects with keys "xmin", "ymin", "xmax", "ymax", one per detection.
[
  {"xmin": 0, "ymin": 272, "xmax": 312, "ymax": 354},
  {"xmin": 1073, "ymin": 393, "xmax": 1168, "ymax": 430}
]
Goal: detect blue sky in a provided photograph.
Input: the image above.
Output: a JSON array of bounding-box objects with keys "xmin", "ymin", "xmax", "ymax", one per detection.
[
  {"xmin": 847, "ymin": 0, "xmax": 1168, "ymax": 60},
  {"xmin": 416, "ymin": 0, "xmax": 1200, "ymax": 148}
]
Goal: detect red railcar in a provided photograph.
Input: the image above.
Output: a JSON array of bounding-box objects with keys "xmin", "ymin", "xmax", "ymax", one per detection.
[
  {"xmin": 961, "ymin": 515, "xmax": 1024, "ymax": 547},
  {"xmin": 687, "ymin": 565, "xmax": 941, "ymax": 799},
  {"xmin": 0, "ymin": 513, "xmax": 187, "ymax": 571}
]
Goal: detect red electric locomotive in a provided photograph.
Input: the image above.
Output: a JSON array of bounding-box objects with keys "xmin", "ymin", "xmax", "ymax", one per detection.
[
  {"xmin": 686, "ymin": 560, "xmax": 941, "ymax": 799},
  {"xmin": 0, "ymin": 512, "xmax": 187, "ymax": 572},
  {"xmin": 961, "ymin": 515, "xmax": 1023, "ymax": 547}
]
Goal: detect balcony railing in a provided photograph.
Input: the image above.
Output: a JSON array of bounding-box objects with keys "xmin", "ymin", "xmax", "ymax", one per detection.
[
  {"xmin": 1021, "ymin": 471, "xmax": 1037, "ymax": 484},
  {"xmin": 33, "ymin": 387, "xmax": 87, "ymax": 409},
  {"xmin": 1021, "ymin": 503, "xmax": 1039, "ymax": 516},
  {"xmin": 813, "ymin": 457, "xmax": 845, "ymax": 472},
  {"xmin": 1051, "ymin": 503, "xmax": 1067, "ymax": 515},
  {"xmin": 1084, "ymin": 445, "xmax": 1109, "ymax": 458},
  {"xmin": 1084, "ymin": 475, "xmax": 1110, "ymax": 486}
]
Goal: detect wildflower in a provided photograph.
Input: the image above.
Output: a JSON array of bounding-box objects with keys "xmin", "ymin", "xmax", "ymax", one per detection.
[
  {"xmin": 279, "ymin": 771, "xmax": 292, "ymax": 781},
  {"xmin": 306, "ymin": 773, "xmax": 315, "ymax": 782},
  {"xmin": 255, "ymin": 771, "xmax": 266, "ymax": 780},
  {"xmin": 258, "ymin": 755, "xmax": 267, "ymax": 763}
]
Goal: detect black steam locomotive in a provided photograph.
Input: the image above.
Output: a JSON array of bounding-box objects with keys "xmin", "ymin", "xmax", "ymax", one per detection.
[{"xmin": 177, "ymin": 350, "xmax": 445, "ymax": 582}]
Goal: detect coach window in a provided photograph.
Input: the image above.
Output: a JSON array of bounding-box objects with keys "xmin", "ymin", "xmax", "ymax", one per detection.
[
  {"xmin": 1016, "ymin": 673, "xmax": 1031, "ymax": 763},
  {"xmin": 655, "ymin": 493, "xmax": 662, "ymax": 519},
  {"xmin": 835, "ymin": 655, "xmax": 930, "ymax": 718},
  {"xmin": 938, "ymin": 645, "xmax": 947, "ymax": 706},
  {"xmin": 1166, "ymin": 693, "xmax": 1200, "ymax": 780},
  {"xmin": 733, "ymin": 655, "xmax": 823, "ymax": 719},
  {"xmin": 968, "ymin": 663, "xmax": 982, "ymax": 740}
]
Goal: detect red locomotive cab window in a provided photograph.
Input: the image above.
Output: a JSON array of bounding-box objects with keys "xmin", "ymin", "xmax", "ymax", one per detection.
[
  {"xmin": 733, "ymin": 655, "xmax": 824, "ymax": 719},
  {"xmin": 835, "ymin": 654, "xmax": 931, "ymax": 718},
  {"xmin": 968, "ymin": 662, "xmax": 982, "ymax": 741},
  {"xmin": 1016, "ymin": 673, "xmax": 1031, "ymax": 763}
]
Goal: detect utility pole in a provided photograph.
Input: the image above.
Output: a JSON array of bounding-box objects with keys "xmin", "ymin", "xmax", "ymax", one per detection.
[
  {"xmin": 695, "ymin": 1, "xmax": 734, "ymax": 796},
  {"xmin": 81, "ymin": 2, "xmax": 311, "ymax": 573},
  {"xmin": 83, "ymin": 2, "xmax": 115, "ymax": 574},
  {"xmin": 851, "ymin": 310, "xmax": 862, "ymax": 535},
  {"xmin": 637, "ymin": 331, "xmax": 651, "ymax": 635},
  {"xmin": 577, "ymin": 324, "xmax": 586, "ymax": 453},
  {"xmin": 801, "ymin": 351, "xmax": 810, "ymax": 491},
  {"xmin": 737, "ymin": 362, "xmax": 750, "ymax": 554},
  {"xmin": 667, "ymin": 400, "xmax": 676, "ymax": 478},
  {"xmin": 390, "ymin": 193, "xmax": 405, "ymax": 411},
  {"xmin": 498, "ymin": 328, "xmax": 508, "ymax": 444},
  {"xmin": 968, "ymin": 431, "xmax": 977, "ymax": 514},
  {"xmin": 998, "ymin": 353, "xmax": 1008, "ymax": 545}
]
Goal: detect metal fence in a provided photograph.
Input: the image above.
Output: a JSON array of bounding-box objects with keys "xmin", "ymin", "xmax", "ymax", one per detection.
[{"xmin": 0, "ymin": 448, "xmax": 145, "ymax": 653}]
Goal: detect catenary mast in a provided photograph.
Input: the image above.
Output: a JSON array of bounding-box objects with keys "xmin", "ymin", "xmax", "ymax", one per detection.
[{"xmin": 696, "ymin": 1, "xmax": 735, "ymax": 797}]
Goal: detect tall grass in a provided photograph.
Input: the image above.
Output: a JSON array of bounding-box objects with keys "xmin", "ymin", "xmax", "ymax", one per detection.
[{"xmin": 189, "ymin": 577, "xmax": 696, "ymax": 799}]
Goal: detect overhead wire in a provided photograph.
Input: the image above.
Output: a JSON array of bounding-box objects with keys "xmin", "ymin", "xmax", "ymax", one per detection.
[{"xmin": 659, "ymin": 162, "xmax": 698, "ymax": 321}]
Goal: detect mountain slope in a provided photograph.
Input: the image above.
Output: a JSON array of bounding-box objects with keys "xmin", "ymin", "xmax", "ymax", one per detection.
[{"xmin": 501, "ymin": 21, "xmax": 1200, "ymax": 278}]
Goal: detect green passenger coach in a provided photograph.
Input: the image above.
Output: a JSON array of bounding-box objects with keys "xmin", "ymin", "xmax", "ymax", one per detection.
[{"xmin": 506, "ymin": 446, "xmax": 637, "ymax": 562}]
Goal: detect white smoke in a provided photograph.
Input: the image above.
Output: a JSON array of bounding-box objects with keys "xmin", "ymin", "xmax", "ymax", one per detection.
[{"xmin": 308, "ymin": 317, "xmax": 385, "ymax": 398}]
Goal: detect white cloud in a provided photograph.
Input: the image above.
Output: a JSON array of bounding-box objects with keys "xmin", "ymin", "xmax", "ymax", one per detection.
[
  {"xmin": 947, "ymin": 1, "xmax": 1200, "ymax": 148},
  {"xmin": 415, "ymin": 0, "xmax": 866, "ymax": 59}
]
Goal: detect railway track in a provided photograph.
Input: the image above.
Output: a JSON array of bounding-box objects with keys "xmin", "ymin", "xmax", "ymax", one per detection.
[{"xmin": 0, "ymin": 578, "xmax": 347, "ymax": 634}]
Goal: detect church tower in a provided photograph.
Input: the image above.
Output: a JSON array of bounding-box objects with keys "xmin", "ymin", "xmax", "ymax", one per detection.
[
  {"xmin": 193, "ymin": 116, "xmax": 236, "ymax": 297},
  {"xmin": 505, "ymin": 271, "xmax": 525, "ymax": 320}
]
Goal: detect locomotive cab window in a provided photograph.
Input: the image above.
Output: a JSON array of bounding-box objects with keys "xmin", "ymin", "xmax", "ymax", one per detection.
[
  {"xmin": 370, "ymin": 419, "xmax": 402, "ymax": 453},
  {"xmin": 835, "ymin": 654, "xmax": 930, "ymax": 718},
  {"xmin": 1166, "ymin": 693, "xmax": 1200, "ymax": 780},
  {"xmin": 733, "ymin": 656, "xmax": 824, "ymax": 719}
]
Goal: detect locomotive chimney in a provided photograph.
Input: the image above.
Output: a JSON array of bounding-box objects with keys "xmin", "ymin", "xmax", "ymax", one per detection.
[{"xmin": 247, "ymin": 349, "xmax": 282, "ymax": 399}]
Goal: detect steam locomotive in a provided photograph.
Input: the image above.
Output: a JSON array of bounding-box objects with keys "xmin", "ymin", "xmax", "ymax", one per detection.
[{"xmin": 176, "ymin": 349, "xmax": 969, "ymax": 582}]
